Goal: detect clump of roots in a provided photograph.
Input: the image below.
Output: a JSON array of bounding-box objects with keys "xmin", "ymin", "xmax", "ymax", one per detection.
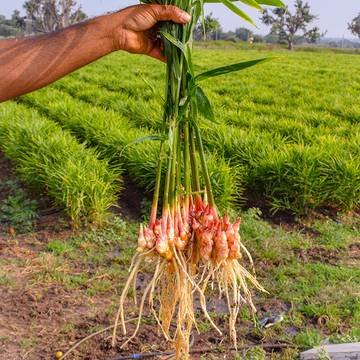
[{"xmin": 112, "ymin": 194, "xmax": 266, "ymax": 359}]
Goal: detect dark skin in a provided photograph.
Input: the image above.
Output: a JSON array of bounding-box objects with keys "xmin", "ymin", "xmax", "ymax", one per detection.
[{"xmin": 0, "ymin": 4, "xmax": 191, "ymax": 103}]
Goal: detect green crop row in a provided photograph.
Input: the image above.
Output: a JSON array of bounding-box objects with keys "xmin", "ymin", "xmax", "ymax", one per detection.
[
  {"xmin": 19, "ymin": 89, "xmax": 239, "ymax": 211},
  {"xmin": 0, "ymin": 102, "xmax": 119, "ymax": 225},
  {"xmin": 52, "ymin": 69, "xmax": 360, "ymax": 214},
  {"xmin": 55, "ymin": 68, "xmax": 360, "ymax": 147}
]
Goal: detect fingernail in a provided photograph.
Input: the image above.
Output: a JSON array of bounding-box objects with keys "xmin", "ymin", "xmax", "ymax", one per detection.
[{"xmin": 180, "ymin": 12, "xmax": 191, "ymax": 22}]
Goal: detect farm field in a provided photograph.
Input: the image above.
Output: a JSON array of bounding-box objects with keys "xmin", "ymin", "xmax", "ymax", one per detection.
[
  {"xmin": 18, "ymin": 44, "xmax": 360, "ymax": 216},
  {"xmin": 0, "ymin": 44, "xmax": 359, "ymax": 359}
]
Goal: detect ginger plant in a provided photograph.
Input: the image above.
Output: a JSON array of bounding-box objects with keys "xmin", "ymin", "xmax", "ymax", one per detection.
[{"xmin": 113, "ymin": 0, "xmax": 285, "ymax": 358}]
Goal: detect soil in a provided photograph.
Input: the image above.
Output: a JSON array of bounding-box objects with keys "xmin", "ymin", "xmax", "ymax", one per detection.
[{"xmin": 293, "ymin": 247, "xmax": 340, "ymax": 265}]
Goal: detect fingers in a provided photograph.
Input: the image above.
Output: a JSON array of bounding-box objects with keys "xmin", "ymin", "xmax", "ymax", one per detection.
[
  {"xmin": 148, "ymin": 46, "xmax": 166, "ymax": 63},
  {"xmin": 147, "ymin": 38, "xmax": 166, "ymax": 63},
  {"xmin": 149, "ymin": 5, "xmax": 191, "ymax": 24}
]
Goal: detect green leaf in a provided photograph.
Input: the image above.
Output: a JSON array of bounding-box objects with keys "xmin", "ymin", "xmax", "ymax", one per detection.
[
  {"xmin": 239, "ymin": 0, "xmax": 263, "ymax": 11},
  {"xmin": 160, "ymin": 31, "xmax": 192, "ymax": 74},
  {"xmin": 220, "ymin": 0, "xmax": 257, "ymax": 27},
  {"xmin": 128, "ymin": 135, "xmax": 164, "ymax": 146},
  {"xmin": 257, "ymin": 0, "xmax": 285, "ymax": 7},
  {"xmin": 195, "ymin": 58, "xmax": 270, "ymax": 82},
  {"xmin": 205, "ymin": 0, "xmax": 285, "ymax": 6},
  {"xmin": 200, "ymin": 0, "xmax": 206, "ymax": 37},
  {"xmin": 195, "ymin": 86, "xmax": 215, "ymax": 122},
  {"xmin": 160, "ymin": 31, "xmax": 186, "ymax": 55},
  {"xmin": 119, "ymin": 134, "xmax": 165, "ymax": 165}
]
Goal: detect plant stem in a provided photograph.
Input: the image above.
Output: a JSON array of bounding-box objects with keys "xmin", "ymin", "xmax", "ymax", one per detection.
[
  {"xmin": 183, "ymin": 121, "xmax": 191, "ymax": 208},
  {"xmin": 194, "ymin": 124, "xmax": 215, "ymax": 207},
  {"xmin": 189, "ymin": 126, "xmax": 201, "ymax": 193},
  {"xmin": 149, "ymin": 140, "xmax": 164, "ymax": 228},
  {"xmin": 169, "ymin": 122, "xmax": 178, "ymax": 214}
]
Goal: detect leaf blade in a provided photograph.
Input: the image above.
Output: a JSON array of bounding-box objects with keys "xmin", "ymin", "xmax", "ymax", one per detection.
[
  {"xmin": 205, "ymin": 0, "xmax": 285, "ymax": 6},
  {"xmin": 195, "ymin": 86, "xmax": 216, "ymax": 122},
  {"xmin": 239, "ymin": 0, "xmax": 263, "ymax": 11},
  {"xmin": 220, "ymin": 0, "xmax": 257, "ymax": 27},
  {"xmin": 195, "ymin": 58, "xmax": 270, "ymax": 82},
  {"xmin": 128, "ymin": 135, "xmax": 164, "ymax": 146},
  {"xmin": 256, "ymin": 0, "xmax": 285, "ymax": 7},
  {"xmin": 160, "ymin": 31, "xmax": 186, "ymax": 54}
]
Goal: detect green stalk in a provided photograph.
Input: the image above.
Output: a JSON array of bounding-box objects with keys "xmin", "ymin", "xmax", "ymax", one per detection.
[
  {"xmin": 183, "ymin": 121, "xmax": 191, "ymax": 208},
  {"xmin": 149, "ymin": 140, "xmax": 164, "ymax": 227},
  {"xmin": 162, "ymin": 120, "xmax": 174, "ymax": 215},
  {"xmin": 189, "ymin": 126, "xmax": 201, "ymax": 192},
  {"xmin": 194, "ymin": 123, "xmax": 215, "ymax": 207},
  {"xmin": 169, "ymin": 122, "xmax": 178, "ymax": 214},
  {"xmin": 176, "ymin": 123, "xmax": 182, "ymax": 197}
]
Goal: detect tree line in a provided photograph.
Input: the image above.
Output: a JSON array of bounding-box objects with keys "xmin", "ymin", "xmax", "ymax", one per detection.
[
  {"xmin": 1, "ymin": 0, "xmax": 360, "ymax": 50},
  {"xmin": 196, "ymin": 0, "xmax": 360, "ymax": 50},
  {"xmin": 0, "ymin": 0, "xmax": 86, "ymax": 37}
]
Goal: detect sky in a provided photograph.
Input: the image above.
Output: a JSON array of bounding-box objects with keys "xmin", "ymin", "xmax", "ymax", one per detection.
[{"xmin": 1, "ymin": 0, "xmax": 359, "ymax": 39}]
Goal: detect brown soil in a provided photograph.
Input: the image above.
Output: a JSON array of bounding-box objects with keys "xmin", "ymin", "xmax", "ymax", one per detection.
[
  {"xmin": 349, "ymin": 243, "xmax": 360, "ymax": 258},
  {"xmin": 293, "ymin": 247, "xmax": 340, "ymax": 265}
]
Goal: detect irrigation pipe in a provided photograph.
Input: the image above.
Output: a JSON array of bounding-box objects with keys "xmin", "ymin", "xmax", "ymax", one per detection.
[{"xmin": 108, "ymin": 343, "xmax": 302, "ymax": 360}]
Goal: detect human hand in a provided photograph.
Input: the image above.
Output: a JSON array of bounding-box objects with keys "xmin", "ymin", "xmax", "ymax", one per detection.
[{"xmin": 108, "ymin": 4, "xmax": 191, "ymax": 61}]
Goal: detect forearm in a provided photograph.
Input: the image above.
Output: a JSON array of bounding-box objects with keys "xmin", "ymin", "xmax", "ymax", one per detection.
[
  {"xmin": 0, "ymin": 4, "xmax": 191, "ymax": 103},
  {"xmin": 0, "ymin": 16, "xmax": 115, "ymax": 102}
]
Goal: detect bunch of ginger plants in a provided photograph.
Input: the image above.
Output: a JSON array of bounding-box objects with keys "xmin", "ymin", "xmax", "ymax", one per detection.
[{"xmin": 113, "ymin": 0, "xmax": 284, "ymax": 358}]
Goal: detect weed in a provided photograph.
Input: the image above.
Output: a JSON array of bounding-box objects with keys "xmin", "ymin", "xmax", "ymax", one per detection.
[
  {"xmin": 0, "ymin": 335, "xmax": 10, "ymax": 343},
  {"xmin": 316, "ymin": 348, "xmax": 331, "ymax": 360},
  {"xmin": 20, "ymin": 337, "xmax": 38, "ymax": 349},
  {"xmin": 47, "ymin": 240, "xmax": 75, "ymax": 256},
  {"xmin": 0, "ymin": 181, "xmax": 38, "ymax": 234},
  {"xmin": 0, "ymin": 274, "xmax": 11, "ymax": 286},
  {"xmin": 86, "ymin": 278, "xmax": 112, "ymax": 296},
  {"xmin": 294, "ymin": 329, "xmax": 322, "ymax": 348},
  {"xmin": 276, "ymin": 348, "xmax": 299, "ymax": 360},
  {"xmin": 244, "ymin": 346, "xmax": 267, "ymax": 360},
  {"xmin": 61, "ymin": 322, "xmax": 75, "ymax": 334},
  {"xmin": 330, "ymin": 328, "xmax": 360, "ymax": 343}
]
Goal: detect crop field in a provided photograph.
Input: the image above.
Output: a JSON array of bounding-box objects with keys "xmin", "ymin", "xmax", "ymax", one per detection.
[
  {"xmin": 14, "ymin": 44, "xmax": 360, "ymax": 217},
  {"xmin": 0, "ymin": 44, "xmax": 359, "ymax": 359}
]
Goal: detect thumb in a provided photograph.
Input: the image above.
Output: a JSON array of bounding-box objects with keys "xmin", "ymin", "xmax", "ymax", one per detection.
[{"xmin": 149, "ymin": 5, "xmax": 192, "ymax": 24}]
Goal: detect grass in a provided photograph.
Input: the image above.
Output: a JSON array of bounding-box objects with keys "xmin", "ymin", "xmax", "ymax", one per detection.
[
  {"xmin": 239, "ymin": 209, "xmax": 360, "ymax": 342},
  {"xmin": 0, "ymin": 102, "xmax": 119, "ymax": 225}
]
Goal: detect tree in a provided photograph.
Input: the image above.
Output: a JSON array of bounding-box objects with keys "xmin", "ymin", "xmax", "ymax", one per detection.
[
  {"xmin": 0, "ymin": 12, "xmax": 24, "ymax": 37},
  {"xmin": 11, "ymin": 10, "xmax": 25, "ymax": 29},
  {"xmin": 194, "ymin": 13, "xmax": 221, "ymax": 41},
  {"xmin": 23, "ymin": 0, "xmax": 87, "ymax": 33},
  {"xmin": 235, "ymin": 27, "xmax": 253, "ymax": 42},
  {"xmin": 261, "ymin": 0, "xmax": 323, "ymax": 50},
  {"xmin": 348, "ymin": 13, "xmax": 360, "ymax": 38}
]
